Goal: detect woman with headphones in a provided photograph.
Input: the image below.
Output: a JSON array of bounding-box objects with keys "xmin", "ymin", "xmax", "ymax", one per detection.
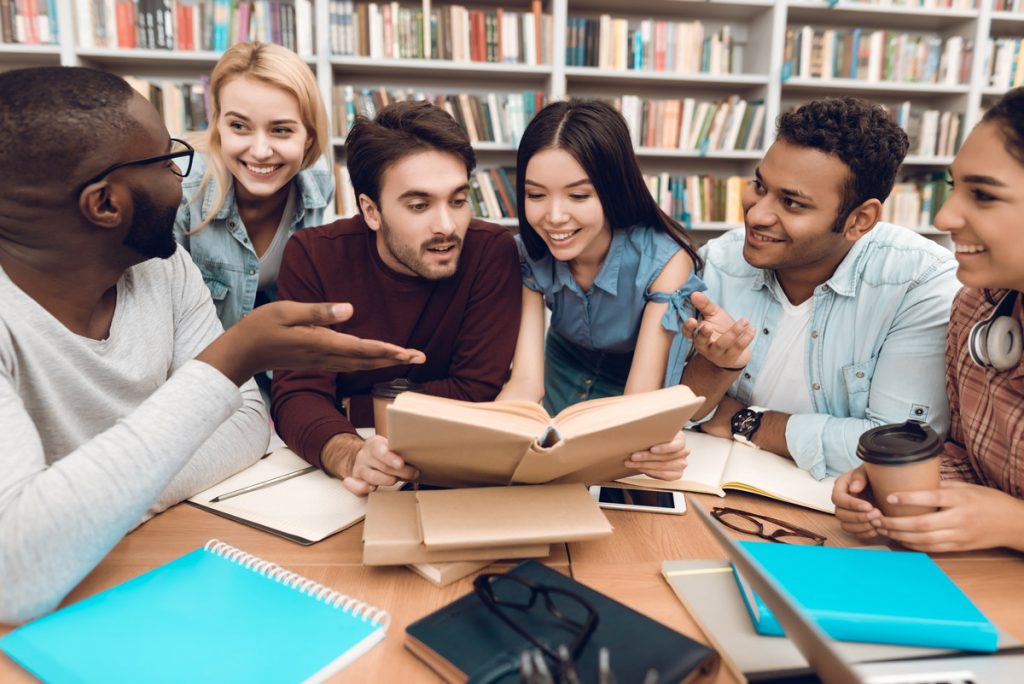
[{"xmin": 832, "ymin": 88, "xmax": 1024, "ymax": 552}]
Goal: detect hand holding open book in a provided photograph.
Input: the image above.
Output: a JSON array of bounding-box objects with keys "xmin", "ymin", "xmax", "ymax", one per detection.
[{"xmin": 386, "ymin": 385, "xmax": 704, "ymax": 487}]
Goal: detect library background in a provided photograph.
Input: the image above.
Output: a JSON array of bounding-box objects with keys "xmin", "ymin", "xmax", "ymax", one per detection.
[{"xmin": 3, "ymin": 0, "xmax": 1022, "ymax": 247}]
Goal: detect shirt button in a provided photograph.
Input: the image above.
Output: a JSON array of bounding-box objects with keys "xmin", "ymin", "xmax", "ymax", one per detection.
[
  {"xmin": 914, "ymin": 407, "xmax": 925, "ymax": 416},
  {"xmin": 811, "ymin": 330, "xmax": 819, "ymax": 339},
  {"xmin": 855, "ymin": 371, "xmax": 865, "ymax": 379},
  {"xmin": 248, "ymin": 269, "xmax": 256, "ymax": 275},
  {"xmin": 762, "ymin": 328, "xmax": 770, "ymax": 335},
  {"xmin": 228, "ymin": 221, "xmax": 236, "ymax": 228},
  {"xmin": 577, "ymin": 392, "xmax": 588, "ymax": 400},
  {"xmin": 812, "ymin": 383, "xmax": 821, "ymax": 390},
  {"xmin": 583, "ymin": 378, "xmax": 594, "ymax": 386},
  {"xmin": 743, "ymin": 372, "xmax": 752, "ymax": 380}
]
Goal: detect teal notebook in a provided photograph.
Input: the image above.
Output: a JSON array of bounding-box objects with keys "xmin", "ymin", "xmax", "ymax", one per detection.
[
  {"xmin": 0, "ymin": 540, "xmax": 388, "ymax": 683},
  {"xmin": 732, "ymin": 542, "xmax": 998, "ymax": 653}
]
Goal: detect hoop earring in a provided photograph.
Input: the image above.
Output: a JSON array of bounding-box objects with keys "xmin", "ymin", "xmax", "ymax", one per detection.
[{"xmin": 968, "ymin": 291, "xmax": 1023, "ymax": 371}]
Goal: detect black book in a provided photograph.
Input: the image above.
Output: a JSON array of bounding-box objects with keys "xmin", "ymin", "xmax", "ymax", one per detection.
[{"xmin": 406, "ymin": 560, "xmax": 720, "ymax": 683}]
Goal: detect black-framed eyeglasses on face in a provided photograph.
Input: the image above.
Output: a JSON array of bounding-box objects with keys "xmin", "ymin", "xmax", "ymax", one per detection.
[
  {"xmin": 78, "ymin": 137, "xmax": 194, "ymax": 190},
  {"xmin": 473, "ymin": 573, "xmax": 599, "ymax": 666},
  {"xmin": 711, "ymin": 506, "xmax": 827, "ymax": 546}
]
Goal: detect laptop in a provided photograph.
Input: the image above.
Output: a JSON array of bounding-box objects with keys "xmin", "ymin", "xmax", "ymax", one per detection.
[{"xmin": 690, "ymin": 499, "xmax": 1024, "ymax": 684}]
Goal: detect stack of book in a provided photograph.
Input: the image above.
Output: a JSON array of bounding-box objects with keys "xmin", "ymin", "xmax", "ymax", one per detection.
[
  {"xmin": 330, "ymin": 0, "xmax": 551, "ymax": 65},
  {"xmin": 985, "ymin": 37, "xmax": 1024, "ymax": 90},
  {"xmin": 883, "ymin": 172, "xmax": 951, "ymax": 231},
  {"xmin": 125, "ymin": 76, "xmax": 210, "ymax": 134},
  {"xmin": 0, "ymin": 0, "xmax": 58, "ymax": 44},
  {"xmin": 565, "ymin": 15, "xmax": 742, "ymax": 74},
  {"xmin": 75, "ymin": 0, "xmax": 313, "ymax": 53},
  {"xmin": 782, "ymin": 27, "xmax": 973, "ymax": 85},
  {"xmin": 890, "ymin": 102, "xmax": 962, "ymax": 158},
  {"xmin": 612, "ymin": 95, "xmax": 765, "ymax": 153},
  {"xmin": 332, "ymin": 85, "xmax": 544, "ymax": 145},
  {"xmin": 644, "ymin": 174, "xmax": 749, "ymax": 228},
  {"xmin": 993, "ymin": 0, "xmax": 1023, "ymax": 10}
]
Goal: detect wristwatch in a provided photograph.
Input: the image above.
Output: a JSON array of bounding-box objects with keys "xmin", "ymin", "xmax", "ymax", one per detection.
[{"xmin": 731, "ymin": 406, "xmax": 767, "ymax": 448}]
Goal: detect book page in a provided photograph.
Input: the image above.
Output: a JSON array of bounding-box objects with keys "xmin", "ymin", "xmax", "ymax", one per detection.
[
  {"xmin": 188, "ymin": 448, "xmax": 367, "ymax": 544},
  {"xmin": 720, "ymin": 445, "xmax": 836, "ymax": 513},
  {"xmin": 617, "ymin": 429, "xmax": 732, "ymax": 495}
]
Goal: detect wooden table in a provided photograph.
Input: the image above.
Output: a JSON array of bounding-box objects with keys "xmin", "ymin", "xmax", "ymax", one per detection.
[{"xmin": 2, "ymin": 492, "xmax": 1022, "ymax": 682}]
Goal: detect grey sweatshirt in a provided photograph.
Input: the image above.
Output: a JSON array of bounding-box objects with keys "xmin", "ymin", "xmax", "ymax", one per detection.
[{"xmin": 0, "ymin": 246, "xmax": 269, "ymax": 623}]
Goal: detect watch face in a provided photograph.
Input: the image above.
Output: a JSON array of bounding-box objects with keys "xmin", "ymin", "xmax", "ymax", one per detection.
[{"xmin": 732, "ymin": 408, "xmax": 761, "ymax": 437}]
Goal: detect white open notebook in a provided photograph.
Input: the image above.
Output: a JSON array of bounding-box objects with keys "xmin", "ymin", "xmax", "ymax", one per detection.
[
  {"xmin": 188, "ymin": 448, "xmax": 367, "ymax": 544},
  {"xmin": 619, "ymin": 430, "xmax": 836, "ymax": 513}
]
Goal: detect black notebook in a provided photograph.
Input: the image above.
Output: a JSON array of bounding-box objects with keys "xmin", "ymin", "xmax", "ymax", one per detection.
[{"xmin": 405, "ymin": 560, "xmax": 720, "ymax": 683}]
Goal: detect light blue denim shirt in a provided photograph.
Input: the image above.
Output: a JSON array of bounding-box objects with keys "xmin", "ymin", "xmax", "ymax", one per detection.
[
  {"xmin": 518, "ymin": 226, "xmax": 706, "ymax": 388},
  {"xmin": 173, "ymin": 152, "xmax": 335, "ymax": 328},
  {"xmin": 698, "ymin": 224, "xmax": 960, "ymax": 479}
]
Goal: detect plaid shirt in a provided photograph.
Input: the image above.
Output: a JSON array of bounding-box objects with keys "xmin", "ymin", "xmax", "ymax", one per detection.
[{"xmin": 941, "ymin": 287, "xmax": 1024, "ymax": 499}]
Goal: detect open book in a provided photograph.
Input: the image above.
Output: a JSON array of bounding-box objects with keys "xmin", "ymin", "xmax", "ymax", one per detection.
[
  {"xmin": 189, "ymin": 448, "xmax": 367, "ymax": 545},
  {"xmin": 619, "ymin": 430, "xmax": 836, "ymax": 513},
  {"xmin": 386, "ymin": 385, "xmax": 704, "ymax": 487}
]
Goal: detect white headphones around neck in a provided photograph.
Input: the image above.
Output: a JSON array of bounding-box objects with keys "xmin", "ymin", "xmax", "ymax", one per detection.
[{"xmin": 968, "ymin": 291, "xmax": 1023, "ymax": 371}]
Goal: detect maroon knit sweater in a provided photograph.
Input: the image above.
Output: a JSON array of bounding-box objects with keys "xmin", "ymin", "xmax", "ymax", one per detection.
[{"xmin": 270, "ymin": 215, "xmax": 521, "ymax": 468}]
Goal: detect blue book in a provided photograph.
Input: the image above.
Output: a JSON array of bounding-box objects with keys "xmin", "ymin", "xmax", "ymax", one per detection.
[
  {"xmin": 732, "ymin": 543, "xmax": 998, "ymax": 653},
  {"xmin": 0, "ymin": 540, "xmax": 388, "ymax": 683}
]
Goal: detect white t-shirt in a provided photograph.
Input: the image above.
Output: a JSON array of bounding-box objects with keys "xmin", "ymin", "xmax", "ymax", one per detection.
[{"xmin": 750, "ymin": 283, "xmax": 815, "ymax": 416}]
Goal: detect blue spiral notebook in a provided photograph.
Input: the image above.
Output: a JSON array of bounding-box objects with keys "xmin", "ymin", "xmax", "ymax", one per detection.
[{"xmin": 0, "ymin": 540, "xmax": 389, "ymax": 683}]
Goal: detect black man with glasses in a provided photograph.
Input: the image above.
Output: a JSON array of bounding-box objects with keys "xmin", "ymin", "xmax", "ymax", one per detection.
[{"xmin": 0, "ymin": 67, "xmax": 423, "ymax": 625}]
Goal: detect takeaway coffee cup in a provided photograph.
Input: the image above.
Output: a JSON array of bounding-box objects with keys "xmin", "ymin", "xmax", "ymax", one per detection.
[
  {"xmin": 371, "ymin": 379, "xmax": 423, "ymax": 438},
  {"xmin": 857, "ymin": 420, "xmax": 943, "ymax": 517}
]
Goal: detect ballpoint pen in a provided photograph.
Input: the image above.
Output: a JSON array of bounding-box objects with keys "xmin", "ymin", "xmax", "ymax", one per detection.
[{"xmin": 208, "ymin": 466, "xmax": 318, "ymax": 503}]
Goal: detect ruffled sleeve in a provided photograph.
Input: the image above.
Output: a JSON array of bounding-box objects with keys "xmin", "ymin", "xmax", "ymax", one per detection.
[{"xmin": 647, "ymin": 270, "xmax": 707, "ymax": 387}]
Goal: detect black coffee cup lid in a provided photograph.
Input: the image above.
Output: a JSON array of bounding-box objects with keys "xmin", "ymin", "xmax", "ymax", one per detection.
[
  {"xmin": 371, "ymin": 378, "xmax": 423, "ymax": 400},
  {"xmin": 857, "ymin": 420, "xmax": 944, "ymax": 465}
]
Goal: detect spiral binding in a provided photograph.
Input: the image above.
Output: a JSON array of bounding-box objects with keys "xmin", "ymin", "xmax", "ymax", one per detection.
[{"xmin": 204, "ymin": 540, "xmax": 391, "ymax": 628}]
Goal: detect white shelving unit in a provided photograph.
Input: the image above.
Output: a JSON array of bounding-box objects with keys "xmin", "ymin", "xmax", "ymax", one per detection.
[{"xmin": 3, "ymin": 0, "xmax": 1018, "ymax": 245}]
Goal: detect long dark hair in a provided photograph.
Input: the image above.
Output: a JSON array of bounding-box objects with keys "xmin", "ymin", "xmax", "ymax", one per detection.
[{"xmin": 516, "ymin": 99, "xmax": 702, "ymax": 270}]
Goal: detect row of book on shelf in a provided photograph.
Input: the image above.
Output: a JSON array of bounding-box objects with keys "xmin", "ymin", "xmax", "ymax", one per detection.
[
  {"xmin": 0, "ymin": 0, "xmax": 58, "ymax": 44},
  {"xmin": 613, "ymin": 95, "xmax": 765, "ymax": 153},
  {"xmin": 332, "ymin": 85, "xmax": 545, "ymax": 145},
  {"xmin": 783, "ymin": 27, "xmax": 972, "ymax": 85},
  {"xmin": 986, "ymin": 37, "xmax": 1024, "ymax": 90},
  {"xmin": 565, "ymin": 16, "xmax": 742, "ymax": 74},
  {"xmin": 883, "ymin": 173, "xmax": 951, "ymax": 231},
  {"xmin": 646, "ymin": 174, "xmax": 747, "ymax": 227},
  {"xmin": 75, "ymin": 0, "xmax": 313, "ymax": 53},
  {"xmin": 887, "ymin": 102, "xmax": 962, "ymax": 158},
  {"xmin": 328, "ymin": 0, "xmax": 550, "ymax": 64}
]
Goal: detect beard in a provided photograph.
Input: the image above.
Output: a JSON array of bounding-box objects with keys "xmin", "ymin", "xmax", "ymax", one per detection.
[
  {"xmin": 378, "ymin": 212, "xmax": 463, "ymax": 281},
  {"xmin": 123, "ymin": 187, "xmax": 178, "ymax": 260}
]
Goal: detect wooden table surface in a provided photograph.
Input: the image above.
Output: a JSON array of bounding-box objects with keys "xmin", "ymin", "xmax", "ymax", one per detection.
[{"xmin": 2, "ymin": 492, "xmax": 1022, "ymax": 682}]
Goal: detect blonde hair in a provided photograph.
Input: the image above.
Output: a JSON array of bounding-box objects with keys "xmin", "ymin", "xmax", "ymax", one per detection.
[{"xmin": 187, "ymin": 42, "xmax": 331, "ymax": 232}]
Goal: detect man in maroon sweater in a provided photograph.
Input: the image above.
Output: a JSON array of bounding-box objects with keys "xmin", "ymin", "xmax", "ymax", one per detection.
[{"xmin": 271, "ymin": 101, "xmax": 521, "ymax": 495}]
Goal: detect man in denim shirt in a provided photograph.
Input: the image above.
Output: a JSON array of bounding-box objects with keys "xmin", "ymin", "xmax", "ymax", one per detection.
[{"xmin": 682, "ymin": 98, "xmax": 960, "ymax": 479}]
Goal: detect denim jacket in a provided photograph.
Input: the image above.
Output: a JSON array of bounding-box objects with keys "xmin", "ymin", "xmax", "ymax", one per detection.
[
  {"xmin": 174, "ymin": 152, "xmax": 335, "ymax": 328},
  {"xmin": 698, "ymin": 224, "xmax": 960, "ymax": 479}
]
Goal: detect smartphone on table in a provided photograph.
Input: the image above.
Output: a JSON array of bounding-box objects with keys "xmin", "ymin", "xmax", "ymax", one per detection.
[{"xmin": 588, "ymin": 485, "xmax": 686, "ymax": 515}]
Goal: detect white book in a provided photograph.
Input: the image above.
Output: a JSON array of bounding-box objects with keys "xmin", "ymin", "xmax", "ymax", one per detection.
[
  {"xmin": 487, "ymin": 92, "xmax": 504, "ymax": 144},
  {"xmin": 296, "ymin": 0, "xmax": 312, "ymax": 56},
  {"xmin": 944, "ymin": 35, "xmax": 963, "ymax": 86},
  {"xmin": 799, "ymin": 25, "xmax": 814, "ymax": 78},
  {"xmin": 820, "ymin": 29, "xmax": 834, "ymax": 80},
  {"xmin": 619, "ymin": 430, "xmax": 836, "ymax": 514},
  {"xmin": 188, "ymin": 448, "xmax": 370, "ymax": 545},
  {"xmin": 523, "ymin": 13, "xmax": 536, "ymax": 66},
  {"xmin": 679, "ymin": 97, "xmax": 695, "ymax": 150},
  {"xmin": 598, "ymin": 14, "xmax": 611, "ymax": 70}
]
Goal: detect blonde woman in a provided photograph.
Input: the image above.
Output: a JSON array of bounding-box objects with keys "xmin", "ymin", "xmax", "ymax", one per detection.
[{"xmin": 175, "ymin": 42, "xmax": 333, "ymax": 329}]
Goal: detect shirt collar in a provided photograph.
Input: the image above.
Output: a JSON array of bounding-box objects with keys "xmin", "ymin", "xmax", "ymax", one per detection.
[
  {"xmin": 548, "ymin": 229, "xmax": 626, "ymax": 297},
  {"xmin": 753, "ymin": 228, "xmax": 876, "ymax": 298},
  {"xmin": 201, "ymin": 161, "xmax": 332, "ymax": 222}
]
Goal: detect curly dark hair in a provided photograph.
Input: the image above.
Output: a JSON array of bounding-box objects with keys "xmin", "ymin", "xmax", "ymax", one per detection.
[
  {"xmin": 777, "ymin": 97, "xmax": 909, "ymax": 232},
  {"xmin": 982, "ymin": 87, "xmax": 1024, "ymax": 165},
  {"xmin": 345, "ymin": 100, "xmax": 475, "ymax": 214}
]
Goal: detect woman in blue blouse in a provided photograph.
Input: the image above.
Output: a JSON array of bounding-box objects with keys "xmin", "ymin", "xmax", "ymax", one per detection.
[
  {"xmin": 174, "ymin": 42, "xmax": 334, "ymax": 330},
  {"xmin": 498, "ymin": 99, "xmax": 705, "ymax": 477}
]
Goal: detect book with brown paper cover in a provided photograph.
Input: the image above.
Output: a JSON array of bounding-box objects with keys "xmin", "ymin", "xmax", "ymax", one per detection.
[
  {"xmin": 362, "ymin": 490, "xmax": 550, "ymax": 565},
  {"xmin": 415, "ymin": 484, "xmax": 613, "ymax": 550},
  {"xmin": 407, "ymin": 560, "xmax": 491, "ymax": 588},
  {"xmin": 386, "ymin": 384, "xmax": 703, "ymax": 488},
  {"xmin": 619, "ymin": 430, "xmax": 836, "ymax": 513}
]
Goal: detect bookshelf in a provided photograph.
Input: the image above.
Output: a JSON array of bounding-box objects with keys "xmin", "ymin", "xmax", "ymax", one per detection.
[{"xmin": 3, "ymin": 1, "xmax": 1016, "ymax": 246}]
